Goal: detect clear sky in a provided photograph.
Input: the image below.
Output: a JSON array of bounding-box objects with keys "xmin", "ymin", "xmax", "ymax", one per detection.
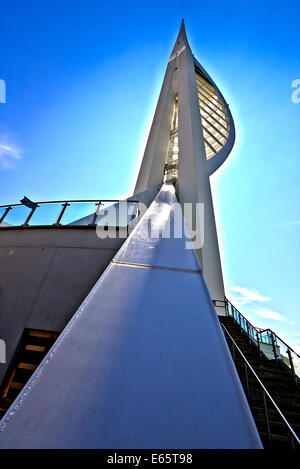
[{"xmin": 1, "ymin": 1, "xmax": 299, "ymax": 352}]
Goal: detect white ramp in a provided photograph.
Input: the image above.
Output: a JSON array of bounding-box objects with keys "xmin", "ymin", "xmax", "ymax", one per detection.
[{"xmin": 0, "ymin": 184, "xmax": 262, "ymax": 448}]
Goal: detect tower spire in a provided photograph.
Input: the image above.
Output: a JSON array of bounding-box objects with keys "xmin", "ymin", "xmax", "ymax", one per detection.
[{"xmin": 169, "ymin": 19, "xmax": 191, "ymax": 58}]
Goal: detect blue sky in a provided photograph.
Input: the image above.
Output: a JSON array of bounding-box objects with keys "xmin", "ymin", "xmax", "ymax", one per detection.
[{"xmin": 0, "ymin": 1, "xmax": 299, "ymax": 351}]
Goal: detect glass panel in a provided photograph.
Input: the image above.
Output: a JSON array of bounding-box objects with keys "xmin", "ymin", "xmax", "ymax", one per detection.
[
  {"xmin": 293, "ymin": 354, "xmax": 300, "ymax": 378},
  {"xmin": 94, "ymin": 201, "xmax": 139, "ymax": 227},
  {"xmin": 248, "ymin": 325, "xmax": 256, "ymax": 342},
  {"xmin": 28, "ymin": 203, "xmax": 64, "ymax": 225},
  {"xmin": 277, "ymin": 342, "xmax": 291, "ymax": 368},
  {"xmin": 260, "ymin": 331, "xmax": 273, "ymax": 345},
  {"xmin": 241, "ymin": 318, "xmax": 247, "ymax": 334},
  {"xmin": 123, "ymin": 202, "xmax": 139, "ymax": 226},
  {"xmin": 195, "ymin": 68, "xmax": 230, "ymax": 161},
  {"xmin": 94, "ymin": 201, "xmax": 114, "ymax": 227},
  {"xmin": 60, "ymin": 202, "xmax": 98, "ymax": 225},
  {"xmin": 164, "ymin": 97, "xmax": 179, "ymax": 182},
  {"xmin": 227, "ymin": 300, "xmax": 300, "ymax": 378},
  {"xmin": 3, "ymin": 205, "xmax": 31, "ymax": 226}
]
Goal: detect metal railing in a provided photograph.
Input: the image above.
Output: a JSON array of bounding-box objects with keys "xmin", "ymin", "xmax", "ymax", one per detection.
[
  {"xmin": 225, "ymin": 298, "xmax": 300, "ymax": 384},
  {"xmin": 0, "ymin": 199, "xmax": 140, "ymax": 228},
  {"xmin": 221, "ymin": 323, "xmax": 300, "ymax": 448}
]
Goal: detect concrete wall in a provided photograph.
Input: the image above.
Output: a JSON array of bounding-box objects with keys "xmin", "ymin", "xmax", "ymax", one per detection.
[{"xmin": 0, "ymin": 226, "xmax": 126, "ymax": 384}]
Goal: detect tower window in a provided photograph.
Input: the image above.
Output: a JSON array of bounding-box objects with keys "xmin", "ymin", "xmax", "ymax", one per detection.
[
  {"xmin": 195, "ymin": 67, "xmax": 230, "ymax": 160},
  {"xmin": 164, "ymin": 95, "xmax": 179, "ymax": 182}
]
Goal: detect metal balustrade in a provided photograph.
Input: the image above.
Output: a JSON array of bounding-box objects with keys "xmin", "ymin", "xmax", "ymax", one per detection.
[
  {"xmin": 221, "ymin": 323, "xmax": 300, "ymax": 448},
  {"xmin": 0, "ymin": 199, "xmax": 140, "ymax": 228},
  {"xmin": 225, "ymin": 298, "xmax": 300, "ymax": 383}
]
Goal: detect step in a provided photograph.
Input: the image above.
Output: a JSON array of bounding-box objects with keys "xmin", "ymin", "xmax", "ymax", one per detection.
[
  {"xmin": 251, "ymin": 405, "xmax": 300, "ymax": 420},
  {"xmin": 259, "ymin": 431, "xmax": 295, "ymax": 447},
  {"xmin": 238, "ymin": 373, "xmax": 298, "ymax": 391},
  {"xmin": 244, "ymin": 395, "xmax": 300, "ymax": 416},
  {"xmin": 233, "ymin": 364, "xmax": 297, "ymax": 388},
  {"xmin": 251, "ymin": 409, "xmax": 300, "ymax": 430},
  {"xmin": 226, "ymin": 345, "xmax": 297, "ymax": 379},
  {"xmin": 238, "ymin": 379, "xmax": 300, "ymax": 400}
]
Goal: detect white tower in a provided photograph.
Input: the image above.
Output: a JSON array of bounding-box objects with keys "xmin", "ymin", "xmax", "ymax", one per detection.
[
  {"xmin": 135, "ymin": 20, "xmax": 235, "ymax": 313},
  {"xmin": 0, "ymin": 22, "xmax": 262, "ymax": 449}
]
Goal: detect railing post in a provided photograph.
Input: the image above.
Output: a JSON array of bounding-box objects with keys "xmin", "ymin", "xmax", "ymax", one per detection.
[
  {"xmin": 256, "ymin": 331, "xmax": 262, "ymax": 358},
  {"xmin": 222, "ymin": 322, "xmax": 300, "ymax": 448},
  {"xmin": 89, "ymin": 201, "xmax": 102, "ymax": 226},
  {"xmin": 246, "ymin": 321, "xmax": 251, "ymax": 344},
  {"xmin": 55, "ymin": 202, "xmax": 70, "ymax": 225},
  {"xmin": 286, "ymin": 348, "xmax": 297, "ymax": 385},
  {"xmin": 224, "ymin": 299, "xmax": 228, "ymax": 316},
  {"xmin": 262, "ymin": 390, "xmax": 272, "ymax": 448},
  {"xmin": 244, "ymin": 362, "xmax": 251, "ymax": 403},
  {"xmin": 288, "ymin": 432, "xmax": 296, "ymax": 449},
  {"xmin": 238, "ymin": 312, "xmax": 243, "ymax": 333},
  {"xmin": 231, "ymin": 341, "xmax": 236, "ymax": 363},
  {"xmin": 23, "ymin": 205, "xmax": 38, "ymax": 226},
  {"xmin": 270, "ymin": 332, "xmax": 278, "ymax": 364},
  {"xmin": 0, "ymin": 206, "xmax": 12, "ymax": 225}
]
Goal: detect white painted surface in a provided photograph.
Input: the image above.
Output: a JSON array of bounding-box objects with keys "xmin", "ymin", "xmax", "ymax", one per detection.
[
  {"xmin": 116, "ymin": 184, "xmax": 200, "ymax": 271},
  {"xmin": 175, "ymin": 24, "xmax": 226, "ymax": 309},
  {"xmin": 0, "ymin": 184, "xmax": 262, "ymax": 448},
  {"xmin": 133, "ymin": 22, "xmax": 235, "ymax": 309}
]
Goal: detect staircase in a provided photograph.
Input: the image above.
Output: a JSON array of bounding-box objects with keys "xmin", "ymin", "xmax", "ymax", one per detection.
[
  {"xmin": 0, "ymin": 329, "xmax": 59, "ymax": 419},
  {"xmin": 220, "ymin": 314, "xmax": 300, "ymax": 448}
]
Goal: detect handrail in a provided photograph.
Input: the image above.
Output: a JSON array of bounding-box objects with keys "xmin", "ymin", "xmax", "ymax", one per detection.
[
  {"xmin": 225, "ymin": 298, "xmax": 300, "ymax": 382},
  {"xmin": 0, "ymin": 199, "xmax": 140, "ymax": 228},
  {"xmin": 0, "ymin": 199, "xmax": 139, "ymax": 209},
  {"xmin": 226, "ymin": 298, "xmax": 298, "ymax": 353},
  {"xmin": 256, "ymin": 328, "xmax": 300, "ymax": 359},
  {"xmin": 221, "ymin": 323, "xmax": 300, "ymax": 448},
  {"xmin": 225, "ymin": 298, "xmax": 259, "ymax": 339}
]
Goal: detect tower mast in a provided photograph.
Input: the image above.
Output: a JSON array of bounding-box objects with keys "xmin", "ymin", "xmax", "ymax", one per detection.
[{"xmin": 134, "ymin": 20, "xmax": 235, "ymax": 313}]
